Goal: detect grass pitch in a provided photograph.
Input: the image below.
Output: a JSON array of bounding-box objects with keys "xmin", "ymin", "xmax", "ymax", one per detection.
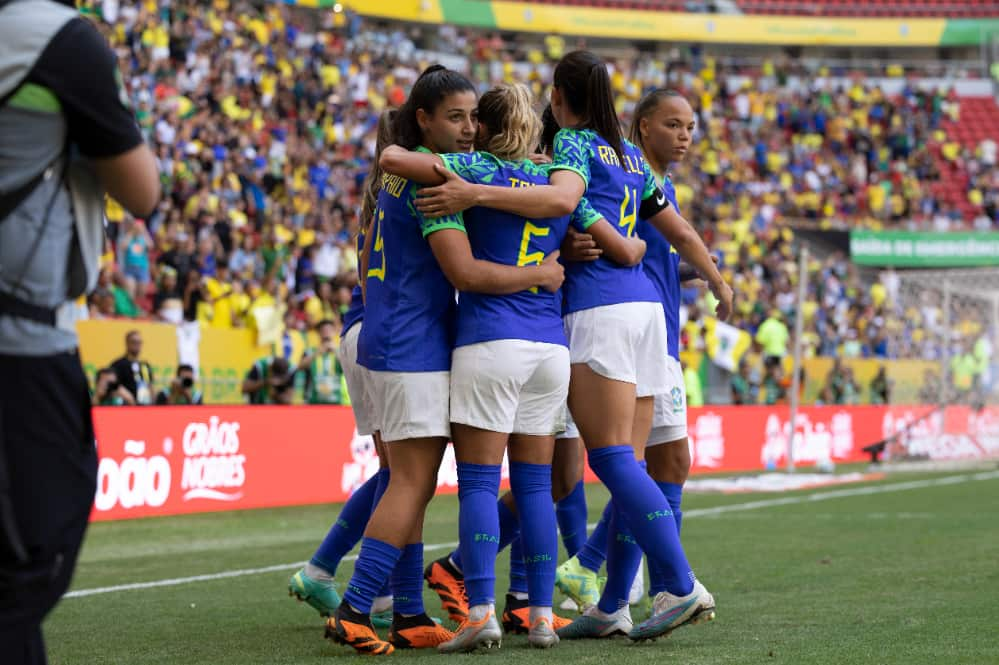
[{"xmin": 46, "ymin": 467, "xmax": 999, "ymax": 665}]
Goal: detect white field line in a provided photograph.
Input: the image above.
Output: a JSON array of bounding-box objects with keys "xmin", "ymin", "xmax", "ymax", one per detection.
[{"xmin": 65, "ymin": 470, "xmax": 999, "ymax": 600}]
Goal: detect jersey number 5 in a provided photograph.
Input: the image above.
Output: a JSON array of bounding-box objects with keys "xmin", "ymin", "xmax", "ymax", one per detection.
[
  {"xmin": 367, "ymin": 207, "xmax": 386, "ymax": 282},
  {"xmin": 517, "ymin": 221, "xmax": 550, "ymax": 294}
]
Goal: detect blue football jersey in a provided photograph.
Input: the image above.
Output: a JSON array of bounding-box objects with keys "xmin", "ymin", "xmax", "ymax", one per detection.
[
  {"xmin": 636, "ymin": 173, "xmax": 682, "ymax": 361},
  {"xmin": 439, "ymin": 152, "xmax": 570, "ymax": 348},
  {"xmin": 357, "ymin": 148, "xmax": 464, "ymax": 372},
  {"xmin": 551, "ymin": 128, "xmax": 662, "ymax": 314},
  {"xmin": 341, "ymin": 228, "xmax": 365, "ymax": 336}
]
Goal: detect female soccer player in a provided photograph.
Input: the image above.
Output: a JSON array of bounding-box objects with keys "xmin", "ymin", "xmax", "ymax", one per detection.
[
  {"xmin": 543, "ymin": 51, "xmax": 729, "ymax": 642},
  {"xmin": 289, "ymin": 110, "xmax": 396, "ymax": 630},
  {"xmin": 380, "ymin": 83, "xmax": 580, "ymax": 652},
  {"xmin": 556, "ymin": 88, "xmax": 715, "ymax": 636},
  {"xmin": 330, "ymin": 66, "xmax": 562, "ymax": 657}
]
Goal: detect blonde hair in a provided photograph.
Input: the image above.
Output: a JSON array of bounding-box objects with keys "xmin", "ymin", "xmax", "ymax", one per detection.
[
  {"xmin": 359, "ymin": 109, "xmax": 397, "ymax": 229},
  {"xmin": 477, "ymin": 83, "xmax": 541, "ymax": 162}
]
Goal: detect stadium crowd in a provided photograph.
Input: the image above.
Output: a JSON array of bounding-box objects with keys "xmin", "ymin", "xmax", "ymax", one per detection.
[{"xmin": 80, "ymin": 0, "xmax": 995, "ymax": 402}]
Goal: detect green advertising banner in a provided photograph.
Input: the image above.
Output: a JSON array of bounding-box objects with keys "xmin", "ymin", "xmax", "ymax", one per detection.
[{"xmin": 850, "ymin": 230, "xmax": 999, "ymax": 267}]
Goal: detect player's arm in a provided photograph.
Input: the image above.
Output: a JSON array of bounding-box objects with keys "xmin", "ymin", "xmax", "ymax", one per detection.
[
  {"xmin": 416, "ymin": 168, "xmax": 583, "ymax": 219},
  {"xmin": 359, "ymin": 222, "xmax": 373, "ymax": 305},
  {"xmin": 424, "ymin": 225, "xmax": 563, "ymax": 295},
  {"xmin": 32, "ymin": 18, "xmax": 160, "ymax": 216},
  {"xmin": 379, "ymin": 145, "xmax": 447, "ymax": 185},
  {"xmin": 572, "ymin": 196, "xmax": 645, "ymax": 267},
  {"xmin": 646, "ymin": 204, "xmax": 732, "ymax": 320}
]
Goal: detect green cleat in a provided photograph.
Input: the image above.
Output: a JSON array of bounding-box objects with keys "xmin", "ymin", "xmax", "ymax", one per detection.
[
  {"xmin": 555, "ymin": 556, "xmax": 604, "ymax": 611},
  {"xmin": 371, "ymin": 610, "xmax": 393, "ymax": 629},
  {"xmin": 288, "ymin": 568, "xmax": 341, "ymax": 617}
]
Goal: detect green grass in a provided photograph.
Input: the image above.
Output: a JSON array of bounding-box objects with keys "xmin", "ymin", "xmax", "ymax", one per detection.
[{"xmin": 46, "ymin": 469, "xmax": 999, "ymax": 665}]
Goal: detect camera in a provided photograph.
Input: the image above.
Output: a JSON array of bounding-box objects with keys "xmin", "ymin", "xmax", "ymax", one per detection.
[
  {"xmin": 181, "ymin": 376, "xmax": 194, "ymax": 388},
  {"xmin": 106, "ymin": 379, "xmax": 119, "ymax": 392}
]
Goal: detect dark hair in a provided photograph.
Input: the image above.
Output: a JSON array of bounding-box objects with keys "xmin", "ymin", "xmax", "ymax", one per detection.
[
  {"xmin": 393, "ymin": 65, "xmax": 475, "ymax": 150},
  {"xmin": 553, "ymin": 50, "xmax": 623, "ymax": 160},
  {"xmin": 538, "ymin": 104, "xmax": 559, "ymax": 156},
  {"xmin": 360, "ymin": 109, "xmax": 397, "ymax": 229},
  {"xmin": 628, "ymin": 88, "xmax": 685, "ymax": 152},
  {"xmin": 97, "ymin": 367, "xmax": 116, "ymax": 379},
  {"xmin": 271, "ymin": 357, "xmax": 291, "ymax": 377},
  {"xmin": 177, "ymin": 364, "xmax": 194, "ymax": 375},
  {"xmin": 316, "ymin": 319, "xmax": 336, "ymax": 330}
]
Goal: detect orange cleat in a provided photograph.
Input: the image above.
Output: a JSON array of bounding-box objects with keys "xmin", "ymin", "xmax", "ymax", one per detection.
[
  {"xmin": 424, "ymin": 556, "xmax": 469, "ymax": 624},
  {"xmin": 327, "ymin": 604, "xmax": 394, "ymax": 656},
  {"xmin": 501, "ymin": 594, "xmax": 572, "ymax": 634},
  {"xmin": 388, "ymin": 613, "xmax": 455, "ymax": 649}
]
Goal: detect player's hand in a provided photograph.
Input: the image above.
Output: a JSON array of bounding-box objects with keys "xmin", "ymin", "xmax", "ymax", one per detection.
[
  {"xmin": 627, "ymin": 236, "xmax": 647, "ymax": 264},
  {"xmin": 528, "ymin": 152, "xmax": 552, "ymax": 165},
  {"xmin": 538, "ymin": 250, "xmax": 565, "ymax": 293},
  {"xmin": 561, "ymin": 227, "xmax": 602, "ymax": 262},
  {"xmin": 415, "ymin": 164, "xmax": 478, "ymax": 218},
  {"xmin": 711, "ymin": 280, "xmax": 734, "ymax": 321}
]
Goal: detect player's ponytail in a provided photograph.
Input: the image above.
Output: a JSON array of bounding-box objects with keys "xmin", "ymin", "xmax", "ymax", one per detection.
[
  {"xmin": 629, "ymin": 88, "xmax": 684, "ymax": 154},
  {"xmin": 553, "ymin": 50, "xmax": 624, "ymax": 161},
  {"xmin": 393, "ymin": 65, "xmax": 475, "ymax": 151},
  {"xmin": 538, "ymin": 104, "xmax": 559, "ymax": 156},
  {"xmin": 359, "ymin": 109, "xmax": 396, "ymax": 230}
]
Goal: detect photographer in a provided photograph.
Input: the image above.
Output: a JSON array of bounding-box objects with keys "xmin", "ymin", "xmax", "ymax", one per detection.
[
  {"xmin": 155, "ymin": 364, "xmax": 203, "ymax": 405},
  {"xmin": 92, "ymin": 367, "xmax": 136, "ymax": 406},
  {"xmin": 242, "ymin": 355, "xmax": 296, "ymax": 405},
  {"xmin": 300, "ymin": 319, "xmax": 347, "ymax": 405},
  {"xmin": 0, "ymin": 0, "xmax": 160, "ymax": 661}
]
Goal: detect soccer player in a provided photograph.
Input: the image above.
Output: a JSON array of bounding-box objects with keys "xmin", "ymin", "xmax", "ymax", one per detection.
[
  {"xmin": 380, "ymin": 83, "xmax": 578, "ymax": 651},
  {"xmin": 288, "ymin": 110, "xmax": 396, "ymax": 629},
  {"xmin": 558, "ymin": 89, "xmax": 715, "ymax": 636},
  {"xmin": 329, "ymin": 67, "xmax": 562, "ymax": 656},
  {"xmin": 544, "ymin": 51, "xmax": 730, "ymax": 642}
]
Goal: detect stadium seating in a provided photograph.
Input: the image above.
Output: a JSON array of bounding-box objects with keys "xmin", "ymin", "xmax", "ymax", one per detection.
[{"xmin": 508, "ymin": 0, "xmax": 999, "ymax": 17}]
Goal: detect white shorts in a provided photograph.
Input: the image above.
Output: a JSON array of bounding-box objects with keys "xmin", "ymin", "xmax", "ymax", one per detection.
[
  {"xmin": 367, "ymin": 370, "xmax": 450, "ymax": 442},
  {"xmin": 648, "ymin": 355, "xmax": 688, "ymax": 446},
  {"xmin": 338, "ymin": 323, "xmax": 376, "ymax": 436},
  {"xmin": 450, "ymin": 340, "xmax": 570, "ymax": 436},
  {"xmin": 564, "ymin": 302, "xmax": 669, "ymax": 398},
  {"xmin": 556, "ymin": 407, "xmax": 579, "ymax": 440}
]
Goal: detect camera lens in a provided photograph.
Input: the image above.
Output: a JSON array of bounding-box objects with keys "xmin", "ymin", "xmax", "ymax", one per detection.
[{"xmin": 181, "ymin": 376, "xmax": 194, "ymax": 388}]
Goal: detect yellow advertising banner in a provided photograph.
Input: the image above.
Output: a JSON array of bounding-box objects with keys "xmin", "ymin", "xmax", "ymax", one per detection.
[
  {"xmin": 352, "ymin": 0, "xmax": 947, "ymax": 47},
  {"xmin": 802, "ymin": 357, "xmax": 940, "ymax": 405},
  {"xmin": 77, "ymin": 320, "xmax": 179, "ymax": 396},
  {"xmin": 490, "ymin": 3, "xmax": 946, "ymax": 47}
]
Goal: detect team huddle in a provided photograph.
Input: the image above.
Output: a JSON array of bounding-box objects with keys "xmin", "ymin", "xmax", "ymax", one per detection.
[{"xmin": 287, "ymin": 49, "xmax": 734, "ymax": 655}]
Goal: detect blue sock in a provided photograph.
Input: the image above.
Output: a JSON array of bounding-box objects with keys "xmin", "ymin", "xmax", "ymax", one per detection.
[
  {"xmin": 648, "ymin": 481, "xmax": 684, "ymax": 597},
  {"xmin": 457, "ymin": 462, "xmax": 502, "ymax": 607},
  {"xmin": 510, "ymin": 462, "xmax": 557, "ymax": 607},
  {"xmin": 343, "ymin": 537, "xmax": 401, "ymax": 614},
  {"xmin": 659, "ymin": 481, "xmax": 684, "ymax": 534},
  {"xmin": 587, "ymin": 446, "xmax": 693, "ymax": 597},
  {"xmin": 390, "ymin": 543, "xmax": 425, "ymax": 615},
  {"xmin": 598, "ymin": 500, "xmax": 644, "ymax": 614},
  {"xmin": 556, "ymin": 481, "xmax": 588, "ymax": 557},
  {"xmin": 451, "ymin": 496, "xmax": 520, "ymax": 572},
  {"xmin": 373, "ymin": 469, "xmax": 392, "ymax": 598},
  {"xmin": 576, "ymin": 499, "xmax": 611, "ymax": 573},
  {"xmin": 310, "ymin": 469, "xmax": 385, "ymax": 575},
  {"xmin": 508, "ymin": 535, "xmax": 528, "ymax": 595}
]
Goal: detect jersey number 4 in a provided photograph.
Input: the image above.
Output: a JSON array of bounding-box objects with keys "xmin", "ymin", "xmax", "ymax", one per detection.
[{"xmin": 618, "ymin": 185, "xmax": 638, "ymax": 237}]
